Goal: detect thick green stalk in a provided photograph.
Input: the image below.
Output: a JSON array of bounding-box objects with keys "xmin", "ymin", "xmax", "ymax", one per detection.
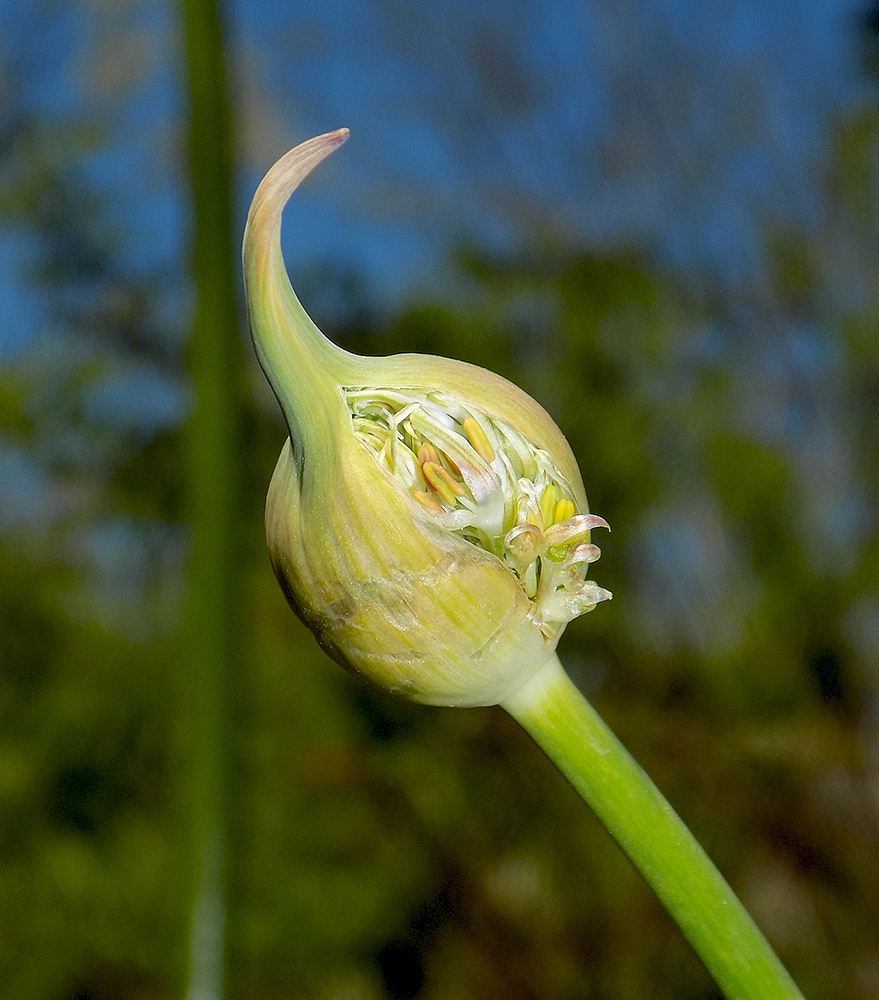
[
  {"xmin": 501, "ymin": 654, "xmax": 804, "ymax": 1000},
  {"xmin": 180, "ymin": 0, "xmax": 240, "ymax": 997}
]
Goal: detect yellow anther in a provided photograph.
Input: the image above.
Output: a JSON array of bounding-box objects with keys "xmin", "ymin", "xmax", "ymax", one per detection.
[
  {"xmin": 411, "ymin": 488, "xmax": 444, "ymax": 513},
  {"xmin": 439, "ymin": 465, "xmax": 466, "ymax": 496},
  {"xmin": 422, "ymin": 461, "xmax": 463, "ymax": 506},
  {"xmin": 440, "ymin": 451, "xmax": 461, "ymax": 477},
  {"xmin": 440, "ymin": 466, "xmax": 467, "ymax": 497},
  {"xmin": 554, "ymin": 498, "xmax": 576, "ymax": 523},
  {"xmin": 540, "ymin": 484, "xmax": 558, "ymax": 529},
  {"xmin": 462, "ymin": 416, "xmax": 495, "ymax": 463},
  {"xmin": 417, "ymin": 443, "xmax": 440, "ymax": 467}
]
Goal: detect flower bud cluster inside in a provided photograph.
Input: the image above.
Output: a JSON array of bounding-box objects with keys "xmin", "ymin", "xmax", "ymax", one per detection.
[{"xmin": 346, "ymin": 387, "xmax": 612, "ymax": 637}]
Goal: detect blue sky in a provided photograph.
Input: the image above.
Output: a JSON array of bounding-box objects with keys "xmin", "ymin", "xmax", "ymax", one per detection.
[{"xmin": 0, "ymin": 0, "xmax": 869, "ymax": 355}]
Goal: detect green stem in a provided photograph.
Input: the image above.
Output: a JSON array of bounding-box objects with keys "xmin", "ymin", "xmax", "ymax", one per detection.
[
  {"xmin": 501, "ymin": 654, "xmax": 804, "ymax": 1000},
  {"xmin": 180, "ymin": 0, "xmax": 240, "ymax": 996}
]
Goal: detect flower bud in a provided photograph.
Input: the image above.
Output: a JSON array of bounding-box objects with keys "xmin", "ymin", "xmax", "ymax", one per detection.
[{"xmin": 243, "ymin": 129, "xmax": 611, "ymax": 707}]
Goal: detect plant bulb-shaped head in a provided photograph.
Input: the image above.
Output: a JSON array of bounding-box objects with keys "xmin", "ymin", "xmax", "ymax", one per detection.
[{"xmin": 243, "ymin": 129, "xmax": 611, "ymax": 708}]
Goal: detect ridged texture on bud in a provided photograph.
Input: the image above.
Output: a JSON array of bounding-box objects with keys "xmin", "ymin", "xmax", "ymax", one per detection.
[{"xmin": 243, "ymin": 130, "xmax": 610, "ymax": 707}]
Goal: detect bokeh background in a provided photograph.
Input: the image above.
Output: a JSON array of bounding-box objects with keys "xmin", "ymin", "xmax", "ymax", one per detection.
[{"xmin": 2, "ymin": 0, "xmax": 879, "ymax": 998}]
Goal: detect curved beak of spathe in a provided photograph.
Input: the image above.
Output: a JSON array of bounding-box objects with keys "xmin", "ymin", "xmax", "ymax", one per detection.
[{"xmin": 243, "ymin": 129, "xmax": 611, "ymax": 708}]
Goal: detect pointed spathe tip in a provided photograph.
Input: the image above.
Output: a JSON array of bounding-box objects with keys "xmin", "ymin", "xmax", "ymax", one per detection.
[{"xmin": 245, "ymin": 129, "xmax": 351, "ymax": 248}]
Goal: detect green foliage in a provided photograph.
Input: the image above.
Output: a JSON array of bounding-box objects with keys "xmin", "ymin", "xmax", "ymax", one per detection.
[{"xmin": 0, "ymin": 543, "xmax": 182, "ymax": 999}]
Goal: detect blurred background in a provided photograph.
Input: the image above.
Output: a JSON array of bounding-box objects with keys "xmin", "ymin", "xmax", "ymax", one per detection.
[{"xmin": 2, "ymin": 0, "xmax": 879, "ymax": 998}]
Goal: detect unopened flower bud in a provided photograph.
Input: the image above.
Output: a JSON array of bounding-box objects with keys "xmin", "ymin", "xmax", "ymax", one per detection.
[{"xmin": 243, "ymin": 129, "xmax": 611, "ymax": 708}]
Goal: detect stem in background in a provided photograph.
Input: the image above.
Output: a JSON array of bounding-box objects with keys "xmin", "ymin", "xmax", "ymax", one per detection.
[
  {"xmin": 501, "ymin": 654, "xmax": 805, "ymax": 1000},
  {"xmin": 180, "ymin": 0, "xmax": 240, "ymax": 997}
]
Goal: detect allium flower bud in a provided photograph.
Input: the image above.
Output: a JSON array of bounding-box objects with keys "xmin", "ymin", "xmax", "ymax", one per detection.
[{"xmin": 243, "ymin": 129, "xmax": 610, "ymax": 708}]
